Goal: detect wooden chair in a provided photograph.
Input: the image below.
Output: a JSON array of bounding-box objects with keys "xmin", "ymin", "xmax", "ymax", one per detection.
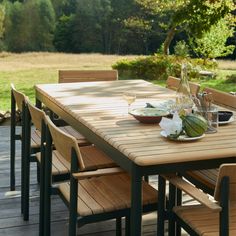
[
  {"xmin": 204, "ymin": 87, "xmax": 236, "ymax": 111},
  {"xmin": 10, "ymin": 85, "xmax": 90, "ymax": 220},
  {"xmin": 58, "ymin": 70, "xmax": 118, "ymax": 83},
  {"xmin": 10, "ymin": 84, "xmax": 41, "ymax": 218},
  {"xmin": 183, "ymin": 87, "xmax": 236, "ymax": 196},
  {"xmin": 25, "ymin": 101, "xmax": 117, "ymax": 224},
  {"xmin": 166, "ymin": 76, "xmax": 200, "ymax": 95},
  {"xmin": 162, "ymin": 163, "xmax": 236, "ymax": 236},
  {"xmin": 42, "ymin": 115, "xmax": 158, "ymax": 236}
]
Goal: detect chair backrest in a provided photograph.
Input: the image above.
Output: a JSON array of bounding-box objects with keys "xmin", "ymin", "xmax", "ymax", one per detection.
[
  {"xmin": 27, "ymin": 101, "xmax": 46, "ymax": 132},
  {"xmin": 58, "ymin": 70, "xmax": 118, "ymax": 83},
  {"xmin": 203, "ymin": 87, "xmax": 236, "ymax": 110},
  {"xmin": 166, "ymin": 76, "xmax": 200, "ymax": 95},
  {"xmin": 45, "ymin": 115, "xmax": 85, "ymax": 170},
  {"xmin": 214, "ymin": 164, "xmax": 236, "ymax": 202},
  {"xmin": 11, "ymin": 83, "xmax": 27, "ymax": 112}
]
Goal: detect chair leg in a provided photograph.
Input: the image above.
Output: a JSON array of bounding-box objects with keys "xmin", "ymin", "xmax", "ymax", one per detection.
[
  {"xmin": 39, "ymin": 121, "xmax": 46, "ymax": 236},
  {"xmin": 23, "ymin": 106, "xmax": 31, "ymax": 221},
  {"xmin": 44, "ymin": 128, "xmax": 52, "ymax": 236},
  {"xmin": 125, "ymin": 215, "xmax": 130, "ymax": 236},
  {"xmin": 168, "ymin": 183, "xmax": 176, "ymax": 236},
  {"xmin": 21, "ymin": 108, "xmax": 26, "ymax": 215},
  {"xmin": 39, "ymin": 160, "xmax": 45, "ymax": 236},
  {"xmin": 116, "ymin": 217, "xmax": 122, "ymax": 236},
  {"xmin": 176, "ymin": 188, "xmax": 182, "ymax": 236},
  {"xmin": 37, "ymin": 163, "xmax": 40, "ymax": 184},
  {"xmin": 10, "ymin": 91, "xmax": 16, "ymax": 191},
  {"xmin": 69, "ymin": 150, "xmax": 79, "ymax": 236}
]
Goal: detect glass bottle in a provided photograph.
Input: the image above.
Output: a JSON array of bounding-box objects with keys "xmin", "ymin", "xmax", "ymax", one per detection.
[{"xmin": 175, "ymin": 64, "xmax": 193, "ymax": 111}]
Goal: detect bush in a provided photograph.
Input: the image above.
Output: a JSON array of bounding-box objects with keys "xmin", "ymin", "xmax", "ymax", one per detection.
[
  {"xmin": 112, "ymin": 54, "xmax": 218, "ymax": 81},
  {"xmin": 174, "ymin": 40, "xmax": 189, "ymax": 57}
]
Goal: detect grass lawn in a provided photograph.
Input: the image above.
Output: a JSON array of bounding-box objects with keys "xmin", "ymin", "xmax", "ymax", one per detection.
[{"xmin": 0, "ymin": 53, "xmax": 235, "ymax": 111}]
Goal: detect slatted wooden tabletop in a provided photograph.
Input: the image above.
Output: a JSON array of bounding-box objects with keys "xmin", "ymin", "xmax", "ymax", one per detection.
[{"xmin": 35, "ymin": 80, "xmax": 236, "ymax": 167}]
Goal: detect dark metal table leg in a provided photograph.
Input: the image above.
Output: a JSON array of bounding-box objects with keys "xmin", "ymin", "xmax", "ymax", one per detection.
[
  {"xmin": 157, "ymin": 175, "xmax": 166, "ymax": 236},
  {"xmin": 130, "ymin": 166, "xmax": 142, "ymax": 236}
]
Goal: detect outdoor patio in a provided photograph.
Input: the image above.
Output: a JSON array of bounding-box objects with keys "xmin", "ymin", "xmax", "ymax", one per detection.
[
  {"xmin": 0, "ymin": 125, "xmax": 195, "ymax": 236},
  {"xmin": 0, "ymin": 126, "xmax": 161, "ymax": 235}
]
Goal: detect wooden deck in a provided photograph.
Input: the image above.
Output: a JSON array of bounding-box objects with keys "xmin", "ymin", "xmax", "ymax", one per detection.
[{"xmin": 0, "ymin": 126, "xmax": 189, "ymax": 235}]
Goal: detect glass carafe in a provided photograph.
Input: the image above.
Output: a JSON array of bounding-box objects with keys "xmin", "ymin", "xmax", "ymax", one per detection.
[{"xmin": 175, "ymin": 64, "xmax": 193, "ymax": 111}]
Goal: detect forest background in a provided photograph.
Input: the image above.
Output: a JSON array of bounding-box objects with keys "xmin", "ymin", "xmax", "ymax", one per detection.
[{"xmin": 0, "ymin": 0, "xmax": 235, "ymax": 58}]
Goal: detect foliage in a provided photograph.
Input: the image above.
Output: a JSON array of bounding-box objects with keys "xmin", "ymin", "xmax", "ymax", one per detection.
[
  {"xmin": 0, "ymin": 0, "xmax": 235, "ymax": 57},
  {"xmin": 190, "ymin": 19, "xmax": 235, "ymax": 59},
  {"xmin": 53, "ymin": 14, "xmax": 74, "ymax": 52},
  {"xmin": 135, "ymin": 0, "xmax": 235, "ymax": 54},
  {"xmin": 174, "ymin": 40, "xmax": 189, "ymax": 57},
  {"xmin": 112, "ymin": 54, "xmax": 217, "ymax": 80},
  {"xmin": 3, "ymin": 0, "xmax": 55, "ymax": 52}
]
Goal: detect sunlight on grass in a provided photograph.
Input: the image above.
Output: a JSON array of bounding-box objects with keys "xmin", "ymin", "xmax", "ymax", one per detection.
[{"xmin": 0, "ymin": 52, "xmax": 235, "ymax": 111}]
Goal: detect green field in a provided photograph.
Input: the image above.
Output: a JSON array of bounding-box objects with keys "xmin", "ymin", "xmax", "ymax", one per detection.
[{"xmin": 0, "ymin": 52, "xmax": 235, "ymax": 111}]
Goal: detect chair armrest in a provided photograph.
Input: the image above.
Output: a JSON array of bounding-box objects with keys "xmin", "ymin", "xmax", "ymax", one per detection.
[
  {"xmin": 162, "ymin": 174, "xmax": 221, "ymax": 212},
  {"xmin": 73, "ymin": 167, "xmax": 125, "ymax": 180}
]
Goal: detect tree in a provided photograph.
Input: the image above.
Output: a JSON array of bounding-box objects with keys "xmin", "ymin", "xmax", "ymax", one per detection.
[
  {"xmin": 53, "ymin": 14, "xmax": 74, "ymax": 52},
  {"xmin": 4, "ymin": 0, "xmax": 55, "ymax": 52},
  {"xmin": 0, "ymin": 4, "xmax": 4, "ymax": 37},
  {"xmin": 190, "ymin": 19, "xmax": 235, "ymax": 60},
  {"xmin": 135, "ymin": 0, "xmax": 235, "ymax": 55},
  {"xmin": 71, "ymin": 0, "xmax": 113, "ymax": 53}
]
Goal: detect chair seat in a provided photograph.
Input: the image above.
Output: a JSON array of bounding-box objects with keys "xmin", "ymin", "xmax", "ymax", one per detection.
[
  {"xmin": 174, "ymin": 203, "xmax": 236, "ymax": 236},
  {"xmin": 36, "ymin": 145, "xmax": 117, "ymax": 176},
  {"xmin": 186, "ymin": 169, "xmax": 218, "ymax": 190},
  {"xmin": 26, "ymin": 126, "xmax": 89, "ymax": 149},
  {"xmin": 59, "ymin": 173, "xmax": 158, "ymax": 217}
]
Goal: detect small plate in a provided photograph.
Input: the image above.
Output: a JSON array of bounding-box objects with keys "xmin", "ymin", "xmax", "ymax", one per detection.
[
  {"xmin": 160, "ymin": 130, "xmax": 205, "ymax": 141},
  {"xmin": 129, "ymin": 108, "xmax": 169, "ymax": 124},
  {"xmin": 219, "ymin": 116, "xmax": 234, "ymax": 125}
]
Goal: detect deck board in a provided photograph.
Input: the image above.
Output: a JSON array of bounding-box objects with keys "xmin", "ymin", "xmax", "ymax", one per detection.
[{"xmin": 0, "ymin": 126, "xmax": 190, "ymax": 235}]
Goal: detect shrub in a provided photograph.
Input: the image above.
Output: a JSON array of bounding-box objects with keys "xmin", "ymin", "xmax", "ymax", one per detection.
[
  {"xmin": 112, "ymin": 54, "xmax": 218, "ymax": 81},
  {"xmin": 174, "ymin": 40, "xmax": 189, "ymax": 57}
]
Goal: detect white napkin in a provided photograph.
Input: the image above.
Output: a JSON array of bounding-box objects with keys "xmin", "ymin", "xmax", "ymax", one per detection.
[{"xmin": 159, "ymin": 112, "xmax": 183, "ymax": 136}]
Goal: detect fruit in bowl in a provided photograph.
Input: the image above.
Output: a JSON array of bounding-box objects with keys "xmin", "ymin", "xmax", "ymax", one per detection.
[{"xmin": 129, "ymin": 108, "xmax": 169, "ymax": 124}]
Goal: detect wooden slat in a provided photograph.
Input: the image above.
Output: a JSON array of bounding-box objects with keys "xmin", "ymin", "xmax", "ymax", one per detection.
[
  {"xmin": 166, "ymin": 76, "xmax": 200, "ymax": 95},
  {"xmin": 73, "ymin": 167, "xmax": 124, "ymax": 180},
  {"xmin": 79, "ymin": 146, "xmax": 116, "ymax": 170},
  {"xmin": 58, "ymin": 70, "xmax": 118, "ymax": 83},
  {"xmin": 58, "ymin": 173, "xmax": 158, "ymax": 216},
  {"xmin": 59, "ymin": 126, "xmax": 90, "ymax": 146},
  {"xmin": 163, "ymin": 174, "xmax": 221, "ymax": 211},
  {"xmin": 186, "ymin": 169, "xmax": 218, "ymax": 190},
  {"xmin": 11, "ymin": 84, "xmax": 27, "ymax": 112},
  {"xmin": 174, "ymin": 204, "xmax": 236, "ymax": 235},
  {"xmin": 214, "ymin": 164, "xmax": 236, "ymax": 201},
  {"xmin": 204, "ymin": 87, "xmax": 236, "ymax": 110}
]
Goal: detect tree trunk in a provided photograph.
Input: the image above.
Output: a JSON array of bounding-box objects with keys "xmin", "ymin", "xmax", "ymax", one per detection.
[{"xmin": 163, "ymin": 26, "xmax": 176, "ymax": 55}]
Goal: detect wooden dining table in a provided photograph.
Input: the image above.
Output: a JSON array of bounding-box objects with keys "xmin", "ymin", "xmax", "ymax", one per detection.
[{"xmin": 35, "ymin": 80, "xmax": 236, "ymax": 235}]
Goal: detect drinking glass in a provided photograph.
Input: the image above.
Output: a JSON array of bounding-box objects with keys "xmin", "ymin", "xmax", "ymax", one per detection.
[
  {"xmin": 196, "ymin": 105, "xmax": 218, "ymax": 133},
  {"xmin": 123, "ymin": 92, "xmax": 136, "ymax": 114}
]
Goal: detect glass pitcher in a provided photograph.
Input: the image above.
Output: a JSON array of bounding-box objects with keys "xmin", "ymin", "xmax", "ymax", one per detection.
[{"xmin": 175, "ymin": 64, "xmax": 193, "ymax": 111}]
